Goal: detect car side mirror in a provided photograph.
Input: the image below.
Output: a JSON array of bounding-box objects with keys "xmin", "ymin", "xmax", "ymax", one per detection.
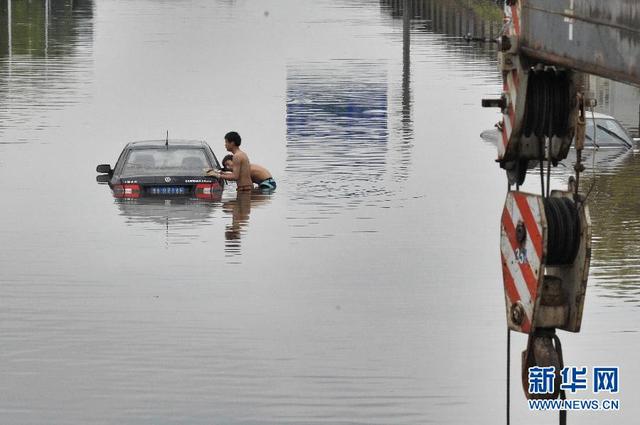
[
  {"xmin": 96, "ymin": 164, "xmax": 112, "ymax": 174},
  {"xmin": 96, "ymin": 174, "xmax": 111, "ymax": 184}
]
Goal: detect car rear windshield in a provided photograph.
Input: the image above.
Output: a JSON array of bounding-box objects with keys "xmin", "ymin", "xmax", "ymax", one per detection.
[
  {"xmin": 121, "ymin": 148, "xmax": 212, "ymax": 177},
  {"xmin": 585, "ymin": 119, "xmax": 632, "ymax": 147}
]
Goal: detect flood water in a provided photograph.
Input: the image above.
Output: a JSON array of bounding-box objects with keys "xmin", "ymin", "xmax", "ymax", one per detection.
[{"xmin": 0, "ymin": 1, "xmax": 638, "ymax": 424}]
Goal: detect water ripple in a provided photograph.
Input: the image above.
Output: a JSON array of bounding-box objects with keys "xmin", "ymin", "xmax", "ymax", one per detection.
[{"xmin": 0, "ymin": 0, "xmax": 94, "ymax": 139}]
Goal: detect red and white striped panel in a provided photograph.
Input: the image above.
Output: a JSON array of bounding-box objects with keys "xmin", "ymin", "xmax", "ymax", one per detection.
[
  {"xmin": 499, "ymin": 2, "xmax": 522, "ymax": 160},
  {"xmin": 506, "ymin": 2, "xmax": 521, "ymax": 38},
  {"xmin": 500, "ymin": 191, "xmax": 545, "ymax": 334}
]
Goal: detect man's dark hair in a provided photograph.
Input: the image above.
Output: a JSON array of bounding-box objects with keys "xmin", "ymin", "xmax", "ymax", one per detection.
[
  {"xmin": 221, "ymin": 154, "xmax": 234, "ymax": 171},
  {"xmin": 224, "ymin": 131, "xmax": 241, "ymax": 146}
]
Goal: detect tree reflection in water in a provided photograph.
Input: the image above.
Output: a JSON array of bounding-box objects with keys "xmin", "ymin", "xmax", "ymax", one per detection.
[
  {"xmin": 0, "ymin": 0, "xmax": 94, "ymax": 137},
  {"xmin": 0, "ymin": 0, "xmax": 93, "ymax": 57}
]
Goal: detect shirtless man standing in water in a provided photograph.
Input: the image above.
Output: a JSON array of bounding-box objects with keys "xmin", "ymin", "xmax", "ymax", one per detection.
[{"xmin": 208, "ymin": 131, "xmax": 253, "ymax": 191}]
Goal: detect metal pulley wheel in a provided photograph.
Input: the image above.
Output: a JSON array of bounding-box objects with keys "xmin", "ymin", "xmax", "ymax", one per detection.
[
  {"xmin": 522, "ymin": 69, "xmax": 572, "ymax": 140},
  {"xmin": 544, "ymin": 197, "xmax": 581, "ymax": 265}
]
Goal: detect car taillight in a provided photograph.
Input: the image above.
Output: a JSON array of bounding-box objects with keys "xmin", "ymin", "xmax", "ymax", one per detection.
[
  {"xmin": 195, "ymin": 182, "xmax": 221, "ymax": 199},
  {"xmin": 113, "ymin": 184, "xmax": 141, "ymax": 198}
]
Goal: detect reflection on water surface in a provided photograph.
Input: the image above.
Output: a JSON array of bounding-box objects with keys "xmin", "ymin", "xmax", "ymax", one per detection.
[
  {"xmin": 0, "ymin": 0, "xmax": 94, "ymax": 140},
  {"xmin": 581, "ymin": 152, "xmax": 640, "ymax": 304},
  {"xmin": 223, "ymin": 191, "xmax": 273, "ymax": 259},
  {"xmin": 287, "ymin": 61, "xmax": 390, "ymax": 203},
  {"xmin": 112, "ymin": 190, "xmax": 273, "ymax": 258}
]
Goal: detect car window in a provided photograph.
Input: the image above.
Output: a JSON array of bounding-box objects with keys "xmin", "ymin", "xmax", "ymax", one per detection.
[
  {"xmin": 585, "ymin": 119, "xmax": 632, "ymax": 147},
  {"xmin": 121, "ymin": 148, "xmax": 211, "ymax": 177}
]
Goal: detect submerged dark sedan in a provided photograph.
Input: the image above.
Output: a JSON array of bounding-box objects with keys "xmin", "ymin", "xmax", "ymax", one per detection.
[{"xmin": 96, "ymin": 140, "xmax": 224, "ymax": 199}]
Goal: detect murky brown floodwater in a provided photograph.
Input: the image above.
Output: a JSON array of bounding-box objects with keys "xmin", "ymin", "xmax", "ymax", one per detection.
[{"xmin": 0, "ymin": 1, "xmax": 638, "ymax": 424}]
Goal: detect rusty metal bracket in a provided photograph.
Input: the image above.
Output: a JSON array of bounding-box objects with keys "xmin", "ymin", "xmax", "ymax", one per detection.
[
  {"xmin": 573, "ymin": 93, "xmax": 586, "ymax": 199},
  {"xmin": 521, "ymin": 329, "xmax": 563, "ymax": 400}
]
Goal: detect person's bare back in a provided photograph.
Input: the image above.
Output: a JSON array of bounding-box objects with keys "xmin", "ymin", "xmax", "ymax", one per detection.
[{"xmin": 249, "ymin": 163, "xmax": 272, "ymax": 184}]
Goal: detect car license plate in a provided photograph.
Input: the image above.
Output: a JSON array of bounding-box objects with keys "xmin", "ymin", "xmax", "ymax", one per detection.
[{"xmin": 149, "ymin": 186, "xmax": 187, "ymax": 195}]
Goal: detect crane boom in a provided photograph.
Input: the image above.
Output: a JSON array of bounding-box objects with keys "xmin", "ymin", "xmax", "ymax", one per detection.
[{"xmin": 519, "ymin": 0, "xmax": 640, "ymax": 86}]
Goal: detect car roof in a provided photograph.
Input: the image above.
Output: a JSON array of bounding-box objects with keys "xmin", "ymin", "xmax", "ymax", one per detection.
[
  {"xmin": 126, "ymin": 140, "xmax": 208, "ymax": 149},
  {"xmin": 587, "ymin": 112, "xmax": 616, "ymax": 120}
]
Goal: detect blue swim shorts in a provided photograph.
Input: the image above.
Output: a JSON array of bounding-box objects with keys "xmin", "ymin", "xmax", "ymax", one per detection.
[{"xmin": 258, "ymin": 177, "xmax": 277, "ymax": 191}]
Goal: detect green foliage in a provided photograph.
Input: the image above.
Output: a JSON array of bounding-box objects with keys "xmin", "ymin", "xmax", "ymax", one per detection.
[
  {"xmin": 443, "ymin": 0, "xmax": 503, "ymax": 24},
  {"xmin": 468, "ymin": 0, "xmax": 503, "ymax": 23}
]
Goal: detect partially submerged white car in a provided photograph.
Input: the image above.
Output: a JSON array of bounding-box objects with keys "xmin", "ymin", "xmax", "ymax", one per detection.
[{"xmin": 582, "ymin": 112, "xmax": 634, "ymax": 149}]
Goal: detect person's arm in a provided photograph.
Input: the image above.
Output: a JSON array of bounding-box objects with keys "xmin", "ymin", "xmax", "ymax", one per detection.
[{"xmin": 212, "ymin": 156, "xmax": 243, "ymax": 181}]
